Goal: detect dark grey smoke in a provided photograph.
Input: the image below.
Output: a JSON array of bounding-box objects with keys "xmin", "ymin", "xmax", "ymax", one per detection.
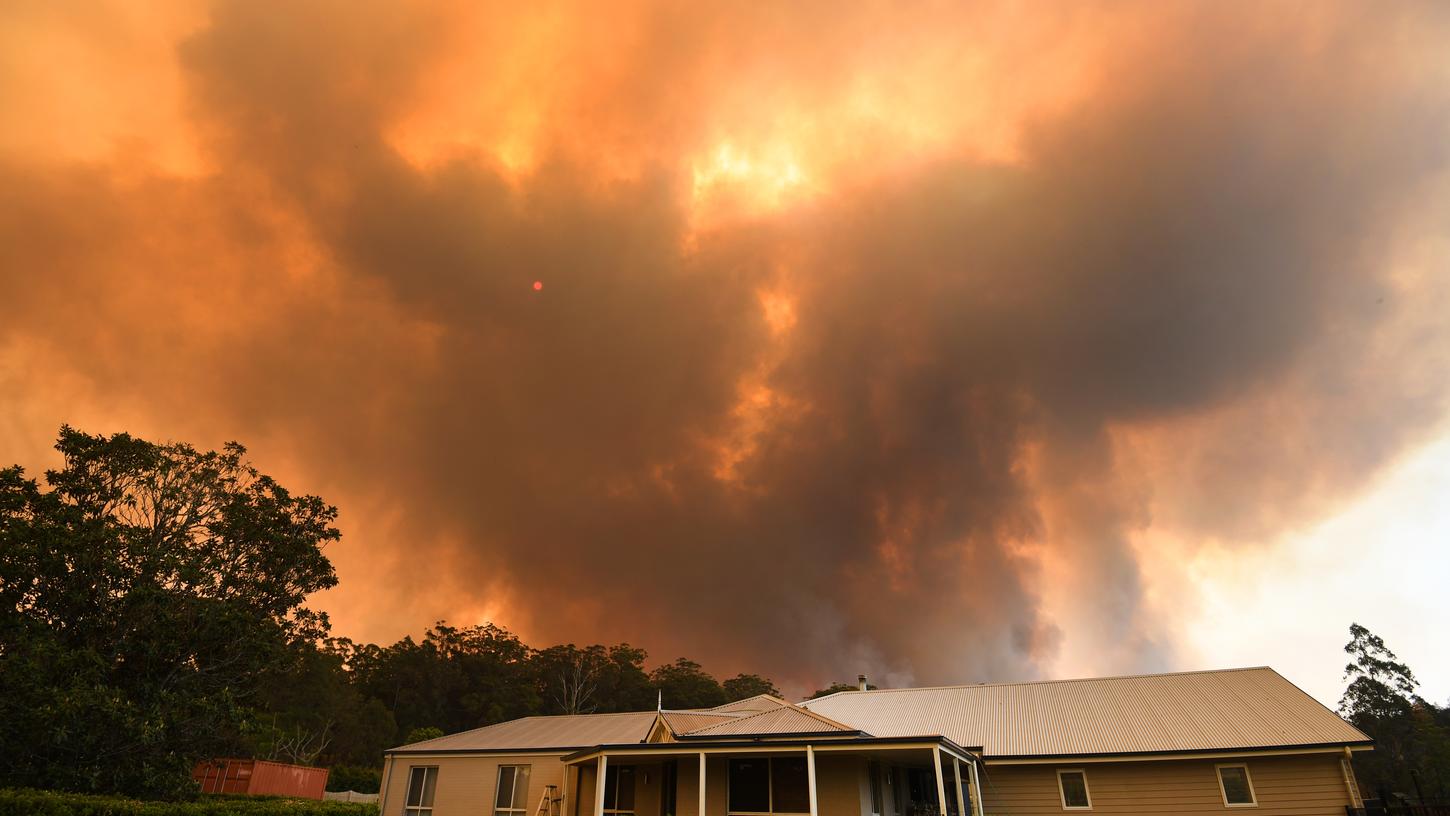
[{"xmin": 2, "ymin": 1, "xmax": 1447, "ymax": 692}]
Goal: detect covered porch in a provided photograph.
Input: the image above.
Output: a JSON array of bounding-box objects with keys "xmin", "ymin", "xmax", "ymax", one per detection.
[{"xmin": 563, "ymin": 738, "xmax": 985, "ymax": 816}]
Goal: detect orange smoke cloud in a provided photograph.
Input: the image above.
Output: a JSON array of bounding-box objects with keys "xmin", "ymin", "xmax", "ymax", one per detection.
[{"xmin": 3, "ymin": 0, "xmax": 1449, "ymax": 692}]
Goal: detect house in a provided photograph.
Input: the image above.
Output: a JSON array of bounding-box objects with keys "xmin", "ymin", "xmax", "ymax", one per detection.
[{"xmin": 378, "ymin": 666, "xmax": 1371, "ymax": 816}]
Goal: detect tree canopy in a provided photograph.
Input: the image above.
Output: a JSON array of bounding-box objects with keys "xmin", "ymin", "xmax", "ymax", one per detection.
[
  {"xmin": 0, "ymin": 427, "xmax": 782, "ymax": 799},
  {"xmin": 808, "ymin": 680, "xmax": 875, "ymax": 699},
  {"xmin": 0, "ymin": 427, "xmax": 340, "ymax": 798},
  {"xmin": 1339, "ymin": 623, "xmax": 1450, "ymax": 800}
]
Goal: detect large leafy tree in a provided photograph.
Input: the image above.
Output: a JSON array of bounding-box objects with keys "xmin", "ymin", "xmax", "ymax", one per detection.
[
  {"xmin": 248, "ymin": 637, "xmax": 396, "ymax": 767},
  {"xmin": 348, "ymin": 622, "xmax": 540, "ymax": 737},
  {"xmin": 534, "ymin": 643, "xmax": 656, "ymax": 715},
  {"xmin": 0, "ymin": 427, "xmax": 339, "ymax": 798},
  {"xmin": 722, "ymin": 673, "xmax": 781, "ymax": 701},
  {"xmin": 651, "ymin": 658, "xmax": 728, "ymax": 709},
  {"xmin": 1339, "ymin": 623, "xmax": 1450, "ymax": 799}
]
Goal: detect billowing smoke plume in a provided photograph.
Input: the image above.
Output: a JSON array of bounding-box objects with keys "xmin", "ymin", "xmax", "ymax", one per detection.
[{"xmin": 3, "ymin": 1, "xmax": 1448, "ymax": 691}]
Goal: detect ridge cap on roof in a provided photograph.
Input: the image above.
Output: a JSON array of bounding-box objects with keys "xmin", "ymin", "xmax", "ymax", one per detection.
[
  {"xmin": 684, "ymin": 702, "xmax": 861, "ymax": 736},
  {"xmin": 801, "ymin": 667, "xmax": 1279, "ymax": 704},
  {"xmin": 707, "ymin": 693, "xmax": 792, "ymax": 709}
]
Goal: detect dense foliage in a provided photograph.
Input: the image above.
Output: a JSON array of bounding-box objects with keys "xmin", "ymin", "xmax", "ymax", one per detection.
[
  {"xmin": 321, "ymin": 768, "xmax": 380, "ymax": 795},
  {"xmin": 0, "ymin": 428, "xmax": 781, "ymax": 800},
  {"xmin": 0, "ymin": 788, "xmax": 376, "ymax": 816},
  {"xmin": 0, "ymin": 429, "xmax": 339, "ymax": 799},
  {"xmin": 1340, "ymin": 624, "xmax": 1450, "ymax": 801}
]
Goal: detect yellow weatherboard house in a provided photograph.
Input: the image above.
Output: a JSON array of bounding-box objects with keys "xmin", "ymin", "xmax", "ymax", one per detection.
[{"xmin": 380, "ymin": 667, "xmax": 1371, "ymax": 816}]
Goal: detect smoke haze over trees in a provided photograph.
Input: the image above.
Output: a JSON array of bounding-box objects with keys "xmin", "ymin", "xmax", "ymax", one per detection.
[{"xmin": 0, "ymin": 429, "xmax": 781, "ymax": 798}]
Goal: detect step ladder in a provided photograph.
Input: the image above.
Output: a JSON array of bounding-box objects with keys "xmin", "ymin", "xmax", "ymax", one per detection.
[{"xmin": 536, "ymin": 785, "xmax": 560, "ymax": 816}]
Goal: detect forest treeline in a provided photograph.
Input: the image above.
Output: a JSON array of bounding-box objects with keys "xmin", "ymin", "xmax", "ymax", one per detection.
[
  {"xmin": 2, "ymin": 428, "xmax": 1446, "ymax": 801},
  {"xmin": 0, "ymin": 428, "xmax": 841, "ymax": 799},
  {"xmin": 251, "ymin": 624, "xmax": 788, "ymax": 776}
]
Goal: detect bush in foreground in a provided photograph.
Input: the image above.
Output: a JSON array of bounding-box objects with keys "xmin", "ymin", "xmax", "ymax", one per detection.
[{"xmin": 0, "ymin": 788, "xmax": 378, "ymax": 816}]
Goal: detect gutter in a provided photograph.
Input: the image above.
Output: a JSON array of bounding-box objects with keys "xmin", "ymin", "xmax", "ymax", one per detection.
[{"xmin": 984, "ymin": 739, "xmax": 1376, "ymax": 765}]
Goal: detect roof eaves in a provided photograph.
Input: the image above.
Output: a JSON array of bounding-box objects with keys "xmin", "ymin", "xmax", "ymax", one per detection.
[{"xmin": 983, "ymin": 738, "xmax": 1375, "ymax": 763}]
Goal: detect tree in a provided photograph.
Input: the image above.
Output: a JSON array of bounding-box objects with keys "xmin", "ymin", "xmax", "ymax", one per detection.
[
  {"xmin": 808, "ymin": 681, "xmax": 874, "ymax": 699},
  {"xmin": 593, "ymin": 644, "xmax": 656, "ymax": 712},
  {"xmin": 651, "ymin": 658, "xmax": 727, "ymax": 709},
  {"xmin": 348, "ymin": 622, "xmax": 540, "ymax": 739},
  {"xmin": 535, "ymin": 644, "xmax": 608, "ymax": 714},
  {"xmin": 0, "ymin": 427, "xmax": 339, "ymax": 798},
  {"xmin": 722, "ymin": 674, "xmax": 781, "ymax": 701},
  {"xmin": 404, "ymin": 727, "xmax": 445, "ymax": 744},
  {"xmin": 248, "ymin": 637, "xmax": 396, "ymax": 767},
  {"xmin": 534, "ymin": 643, "xmax": 656, "ymax": 715},
  {"xmin": 1339, "ymin": 623, "xmax": 1450, "ymax": 799}
]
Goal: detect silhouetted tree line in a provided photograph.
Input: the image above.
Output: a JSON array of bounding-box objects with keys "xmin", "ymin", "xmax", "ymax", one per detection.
[
  {"xmin": 0, "ymin": 428, "xmax": 782, "ymax": 800},
  {"xmin": 1340, "ymin": 624, "xmax": 1450, "ymax": 802}
]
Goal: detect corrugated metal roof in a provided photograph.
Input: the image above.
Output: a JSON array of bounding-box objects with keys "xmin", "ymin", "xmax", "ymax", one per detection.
[
  {"xmin": 800, "ymin": 667, "xmax": 1369, "ymax": 757},
  {"xmin": 660, "ymin": 711, "xmax": 742, "ymax": 733},
  {"xmin": 683, "ymin": 705, "xmax": 859, "ymax": 737},
  {"xmin": 391, "ymin": 711, "xmax": 657, "ymax": 753},
  {"xmin": 708, "ymin": 694, "xmax": 793, "ymax": 714}
]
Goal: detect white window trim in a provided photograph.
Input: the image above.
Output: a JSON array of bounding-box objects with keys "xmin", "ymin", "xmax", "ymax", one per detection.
[
  {"xmin": 1216, "ymin": 763, "xmax": 1258, "ymax": 808},
  {"xmin": 496, "ymin": 765, "xmax": 532, "ymax": 816},
  {"xmin": 1056, "ymin": 769, "xmax": 1092, "ymax": 811},
  {"xmin": 404, "ymin": 766, "xmax": 439, "ymax": 816}
]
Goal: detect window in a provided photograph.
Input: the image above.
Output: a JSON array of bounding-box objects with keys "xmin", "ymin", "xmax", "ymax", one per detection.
[
  {"xmin": 496, "ymin": 766, "xmax": 532, "ymax": 816},
  {"xmin": 405, "ymin": 767, "xmax": 438, "ymax": 816},
  {"xmin": 1056, "ymin": 770, "xmax": 1091, "ymax": 810},
  {"xmin": 728, "ymin": 758, "xmax": 810, "ymax": 815},
  {"xmin": 604, "ymin": 765, "xmax": 636, "ymax": 816},
  {"xmin": 770, "ymin": 759, "xmax": 809, "ymax": 814},
  {"xmin": 729, "ymin": 759, "xmax": 771, "ymax": 813},
  {"xmin": 1216, "ymin": 764, "xmax": 1257, "ymax": 807},
  {"xmin": 868, "ymin": 762, "xmax": 884, "ymax": 816}
]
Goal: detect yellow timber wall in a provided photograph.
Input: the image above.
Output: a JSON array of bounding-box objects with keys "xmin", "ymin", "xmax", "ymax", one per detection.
[{"xmin": 979, "ymin": 753, "xmax": 1356, "ymax": 815}]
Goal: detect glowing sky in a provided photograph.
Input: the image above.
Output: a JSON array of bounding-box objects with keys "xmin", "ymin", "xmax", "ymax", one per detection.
[{"xmin": 3, "ymin": 0, "xmax": 1449, "ymax": 704}]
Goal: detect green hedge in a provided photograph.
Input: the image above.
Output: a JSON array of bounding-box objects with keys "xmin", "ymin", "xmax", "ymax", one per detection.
[
  {"xmin": 324, "ymin": 767, "xmax": 381, "ymax": 794},
  {"xmin": 0, "ymin": 789, "xmax": 378, "ymax": 816}
]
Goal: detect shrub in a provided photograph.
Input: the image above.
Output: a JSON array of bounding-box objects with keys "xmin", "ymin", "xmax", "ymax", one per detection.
[
  {"xmin": 0, "ymin": 788, "xmax": 378, "ymax": 816},
  {"xmin": 324, "ymin": 767, "xmax": 381, "ymax": 794}
]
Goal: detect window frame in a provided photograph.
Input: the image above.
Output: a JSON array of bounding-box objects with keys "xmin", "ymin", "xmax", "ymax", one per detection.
[
  {"xmin": 495, "ymin": 765, "xmax": 533, "ymax": 816},
  {"xmin": 404, "ymin": 766, "xmax": 439, "ymax": 816},
  {"xmin": 868, "ymin": 761, "xmax": 884, "ymax": 816},
  {"xmin": 1215, "ymin": 763, "xmax": 1258, "ymax": 808},
  {"xmin": 1055, "ymin": 769, "xmax": 1092, "ymax": 811},
  {"xmin": 727, "ymin": 757, "xmax": 811, "ymax": 816},
  {"xmin": 603, "ymin": 764, "xmax": 636, "ymax": 816}
]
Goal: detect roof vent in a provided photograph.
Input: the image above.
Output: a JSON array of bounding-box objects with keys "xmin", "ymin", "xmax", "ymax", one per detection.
[{"xmin": 858, "ymin": 674, "xmax": 868, "ymax": 691}]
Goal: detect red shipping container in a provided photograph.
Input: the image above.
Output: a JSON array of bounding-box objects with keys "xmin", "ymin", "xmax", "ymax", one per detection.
[{"xmin": 193, "ymin": 758, "xmax": 329, "ymax": 800}]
